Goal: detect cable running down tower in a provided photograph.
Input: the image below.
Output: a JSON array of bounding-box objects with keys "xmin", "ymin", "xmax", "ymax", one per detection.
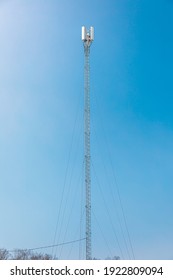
[{"xmin": 82, "ymin": 26, "xmax": 94, "ymax": 260}]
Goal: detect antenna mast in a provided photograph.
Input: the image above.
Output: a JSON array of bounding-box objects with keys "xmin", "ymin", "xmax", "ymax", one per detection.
[{"xmin": 82, "ymin": 26, "xmax": 94, "ymax": 260}]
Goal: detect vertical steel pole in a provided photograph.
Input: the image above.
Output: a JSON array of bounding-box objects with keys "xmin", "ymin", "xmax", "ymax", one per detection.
[
  {"xmin": 82, "ymin": 26, "xmax": 93, "ymax": 260},
  {"xmin": 84, "ymin": 43, "xmax": 91, "ymax": 260}
]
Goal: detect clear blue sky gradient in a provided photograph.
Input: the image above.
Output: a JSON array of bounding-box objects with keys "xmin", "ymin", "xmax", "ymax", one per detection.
[{"xmin": 0, "ymin": 0, "xmax": 173, "ymax": 259}]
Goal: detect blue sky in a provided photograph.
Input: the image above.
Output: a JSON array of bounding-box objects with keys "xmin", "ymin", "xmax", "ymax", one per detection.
[{"xmin": 0, "ymin": 0, "xmax": 173, "ymax": 260}]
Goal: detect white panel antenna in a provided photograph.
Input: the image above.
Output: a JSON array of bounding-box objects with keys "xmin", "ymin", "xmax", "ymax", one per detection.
[
  {"xmin": 82, "ymin": 26, "xmax": 87, "ymax": 41},
  {"xmin": 90, "ymin": 26, "xmax": 94, "ymax": 41}
]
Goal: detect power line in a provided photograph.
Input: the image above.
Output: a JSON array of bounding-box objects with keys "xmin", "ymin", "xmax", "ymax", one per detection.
[
  {"xmin": 92, "ymin": 88, "xmax": 135, "ymax": 260},
  {"xmin": 91, "ymin": 115, "xmax": 132, "ymax": 259},
  {"xmin": 59, "ymin": 161, "xmax": 84, "ymax": 259},
  {"xmin": 92, "ymin": 210, "xmax": 113, "ymax": 258},
  {"xmin": 9, "ymin": 238, "xmax": 86, "ymax": 253},
  {"xmin": 92, "ymin": 161, "xmax": 125, "ymax": 259},
  {"xmin": 52, "ymin": 88, "xmax": 83, "ymax": 257}
]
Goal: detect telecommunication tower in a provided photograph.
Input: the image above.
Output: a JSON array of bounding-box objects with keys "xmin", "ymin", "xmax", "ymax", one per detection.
[{"xmin": 81, "ymin": 26, "xmax": 94, "ymax": 260}]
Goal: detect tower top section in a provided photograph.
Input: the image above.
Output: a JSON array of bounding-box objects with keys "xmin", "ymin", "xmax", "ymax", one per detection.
[{"xmin": 82, "ymin": 26, "xmax": 94, "ymax": 47}]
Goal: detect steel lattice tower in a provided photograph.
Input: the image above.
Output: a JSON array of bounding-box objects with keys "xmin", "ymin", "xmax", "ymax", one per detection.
[{"xmin": 82, "ymin": 26, "xmax": 94, "ymax": 260}]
